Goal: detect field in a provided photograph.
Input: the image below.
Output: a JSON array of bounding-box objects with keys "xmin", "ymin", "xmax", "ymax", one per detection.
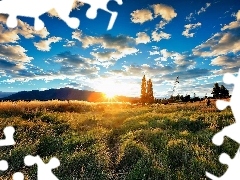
[{"xmin": 0, "ymin": 100, "xmax": 237, "ymax": 180}]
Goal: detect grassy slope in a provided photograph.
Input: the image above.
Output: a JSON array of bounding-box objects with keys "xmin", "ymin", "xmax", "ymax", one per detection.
[{"xmin": 0, "ymin": 100, "xmax": 237, "ymax": 180}]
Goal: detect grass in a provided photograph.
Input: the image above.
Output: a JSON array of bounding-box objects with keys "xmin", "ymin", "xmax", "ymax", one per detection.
[{"xmin": 0, "ymin": 100, "xmax": 237, "ymax": 179}]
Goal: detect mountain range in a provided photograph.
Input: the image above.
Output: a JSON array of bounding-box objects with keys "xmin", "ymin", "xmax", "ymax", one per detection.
[{"xmin": 1, "ymin": 87, "xmax": 139, "ymax": 103}]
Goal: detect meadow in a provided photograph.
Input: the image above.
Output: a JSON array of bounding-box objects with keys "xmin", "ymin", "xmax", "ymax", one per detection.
[{"xmin": 0, "ymin": 100, "xmax": 237, "ymax": 180}]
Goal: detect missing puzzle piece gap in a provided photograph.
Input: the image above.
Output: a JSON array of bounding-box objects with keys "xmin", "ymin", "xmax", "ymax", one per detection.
[{"xmin": 0, "ymin": 126, "xmax": 15, "ymax": 146}]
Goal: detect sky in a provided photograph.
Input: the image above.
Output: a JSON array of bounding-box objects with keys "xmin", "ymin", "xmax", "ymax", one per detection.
[{"xmin": 0, "ymin": 0, "xmax": 240, "ymax": 98}]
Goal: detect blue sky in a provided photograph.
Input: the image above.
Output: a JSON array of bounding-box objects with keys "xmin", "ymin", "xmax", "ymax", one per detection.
[{"xmin": 0, "ymin": 0, "xmax": 240, "ymax": 98}]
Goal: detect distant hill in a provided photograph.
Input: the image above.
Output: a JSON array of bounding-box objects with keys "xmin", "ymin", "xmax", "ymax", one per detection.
[
  {"xmin": 1, "ymin": 87, "xmax": 139, "ymax": 103},
  {"xmin": 0, "ymin": 91, "xmax": 15, "ymax": 98}
]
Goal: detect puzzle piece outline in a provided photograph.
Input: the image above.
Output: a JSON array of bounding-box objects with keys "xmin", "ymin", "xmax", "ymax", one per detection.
[
  {"xmin": 24, "ymin": 155, "xmax": 60, "ymax": 180},
  {"xmin": 206, "ymin": 69, "xmax": 240, "ymax": 179},
  {"xmin": 0, "ymin": 126, "xmax": 15, "ymax": 172},
  {"xmin": 81, "ymin": 0, "xmax": 123, "ymax": 30},
  {"xmin": 0, "ymin": 0, "xmax": 123, "ymax": 30}
]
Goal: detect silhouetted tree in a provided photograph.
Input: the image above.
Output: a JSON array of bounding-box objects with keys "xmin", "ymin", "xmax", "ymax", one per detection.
[
  {"xmin": 184, "ymin": 94, "xmax": 191, "ymax": 102},
  {"xmin": 211, "ymin": 83, "xmax": 221, "ymax": 98},
  {"xmin": 220, "ymin": 85, "xmax": 229, "ymax": 99},
  {"xmin": 180, "ymin": 95, "xmax": 184, "ymax": 101},
  {"xmin": 147, "ymin": 79, "xmax": 154, "ymax": 104},
  {"xmin": 141, "ymin": 75, "xmax": 147, "ymax": 105}
]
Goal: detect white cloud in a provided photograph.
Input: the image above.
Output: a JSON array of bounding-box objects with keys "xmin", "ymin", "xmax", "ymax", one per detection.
[
  {"xmin": 193, "ymin": 11, "xmax": 240, "ymax": 57},
  {"xmin": 155, "ymin": 49, "xmax": 195, "ymax": 69},
  {"xmin": 151, "ymin": 30, "xmax": 171, "ymax": 42},
  {"xmin": 0, "ymin": 14, "xmax": 49, "ymax": 43},
  {"xmin": 197, "ymin": 3, "xmax": 211, "ymax": 15},
  {"xmin": 130, "ymin": 9, "xmax": 153, "ymax": 24},
  {"xmin": 136, "ymin": 32, "xmax": 151, "ymax": 44},
  {"xmin": 210, "ymin": 55, "xmax": 240, "ymax": 74},
  {"xmin": 185, "ymin": 3, "xmax": 211, "ymax": 22},
  {"xmin": 0, "ymin": 44, "xmax": 33, "ymax": 63},
  {"xmin": 152, "ymin": 4, "xmax": 177, "ymax": 21},
  {"xmin": 48, "ymin": 0, "xmax": 83, "ymax": 17},
  {"xmin": 149, "ymin": 50, "xmax": 160, "ymax": 56},
  {"xmin": 63, "ymin": 39, "xmax": 76, "ymax": 47},
  {"xmin": 91, "ymin": 47, "xmax": 138, "ymax": 67},
  {"xmin": 157, "ymin": 20, "xmax": 168, "ymax": 29},
  {"xmin": 237, "ymin": 10, "xmax": 240, "ymax": 21},
  {"xmin": 34, "ymin": 36, "xmax": 62, "ymax": 51},
  {"xmin": 182, "ymin": 22, "xmax": 201, "ymax": 38},
  {"xmin": 71, "ymin": 30, "xmax": 139, "ymax": 66},
  {"xmin": 130, "ymin": 4, "xmax": 176, "ymax": 29},
  {"xmin": 0, "ymin": 24, "xmax": 20, "ymax": 43},
  {"xmin": 186, "ymin": 13, "xmax": 195, "ymax": 21},
  {"xmin": 17, "ymin": 20, "xmax": 49, "ymax": 39},
  {"xmin": 193, "ymin": 32, "xmax": 240, "ymax": 57},
  {"xmin": 221, "ymin": 10, "xmax": 240, "ymax": 31}
]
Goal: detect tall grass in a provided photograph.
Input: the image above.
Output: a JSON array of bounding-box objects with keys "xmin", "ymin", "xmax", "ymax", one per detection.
[{"xmin": 0, "ymin": 100, "xmax": 236, "ymax": 179}]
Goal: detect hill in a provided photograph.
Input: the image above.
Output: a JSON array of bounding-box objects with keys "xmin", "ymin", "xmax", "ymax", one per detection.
[
  {"xmin": 0, "ymin": 91, "xmax": 15, "ymax": 98},
  {"xmin": 1, "ymin": 87, "xmax": 139, "ymax": 103}
]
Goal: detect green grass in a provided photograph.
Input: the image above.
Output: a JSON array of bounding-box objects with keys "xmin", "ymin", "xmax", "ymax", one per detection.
[{"xmin": 0, "ymin": 100, "xmax": 237, "ymax": 179}]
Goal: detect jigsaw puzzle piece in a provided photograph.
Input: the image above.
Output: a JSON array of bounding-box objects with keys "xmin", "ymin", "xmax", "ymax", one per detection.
[
  {"xmin": 212, "ymin": 122, "xmax": 240, "ymax": 146},
  {"xmin": 24, "ymin": 155, "xmax": 60, "ymax": 180},
  {"xmin": 222, "ymin": 73, "xmax": 237, "ymax": 85},
  {"xmin": 221, "ymin": 70, "xmax": 240, "ymax": 121},
  {"xmin": 81, "ymin": 0, "xmax": 122, "ymax": 30},
  {"xmin": 54, "ymin": 0, "xmax": 80, "ymax": 29},
  {"xmin": 206, "ymin": 147, "xmax": 240, "ymax": 179},
  {"xmin": 6, "ymin": 15, "xmax": 18, "ymax": 29},
  {"xmin": 0, "ymin": 160, "xmax": 8, "ymax": 171},
  {"xmin": 12, "ymin": 172, "xmax": 24, "ymax": 180},
  {"xmin": 0, "ymin": 126, "xmax": 15, "ymax": 146}
]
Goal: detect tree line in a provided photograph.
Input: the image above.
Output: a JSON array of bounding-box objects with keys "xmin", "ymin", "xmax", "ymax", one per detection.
[
  {"xmin": 140, "ymin": 75, "xmax": 154, "ymax": 105},
  {"xmin": 140, "ymin": 75, "xmax": 230, "ymax": 105}
]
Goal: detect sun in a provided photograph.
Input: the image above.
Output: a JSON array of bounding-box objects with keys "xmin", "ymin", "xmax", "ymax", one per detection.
[
  {"xmin": 104, "ymin": 91, "xmax": 116, "ymax": 99},
  {"xmin": 96, "ymin": 79, "xmax": 121, "ymax": 101}
]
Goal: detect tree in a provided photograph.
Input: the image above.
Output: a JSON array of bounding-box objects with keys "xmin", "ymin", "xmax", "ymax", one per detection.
[
  {"xmin": 140, "ymin": 75, "xmax": 147, "ymax": 105},
  {"xmin": 211, "ymin": 83, "xmax": 221, "ymax": 98},
  {"xmin": 147, "ymin": 79, "xmax": 154, "ymax": 104},
  {"xmin": 220, "ymin": 85, "xmax": 229, "ymax": 99}
]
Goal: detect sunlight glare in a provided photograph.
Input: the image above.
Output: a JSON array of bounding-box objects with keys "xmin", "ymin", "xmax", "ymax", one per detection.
[{"xmin": 97, "ymin": 79, "xmax": 122, "ymax": 100}]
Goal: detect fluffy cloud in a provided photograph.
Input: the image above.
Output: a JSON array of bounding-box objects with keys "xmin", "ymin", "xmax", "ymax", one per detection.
[
  {"xmin": 109, "ymin": 64, "xmax": 173, "ymax": 78},
  {"xmin": 162, "ymin": 68, "xmax": 210, "ymax": 81},
  {"xmin": 193, "ymin": 32, "xmax": 240, "ymax": 57},
  {"xmin": 0, "ymin": 59, "xmax": 21, "ymax": 70},
  {"xmin": 56, "ymin": 51, "xmax": 91, "ymax": 66},
  {"xmin": 73, "ymin": 31, "xmax": 135, "ymax": 49},
  {"xmin": 151, "ymin": 30, "xmax": 171, "ymax": 42},
  {"xmin": 0, "ymin": 15, "xmax": 49, "ymax": 40},
  {"xmin": 130, "ymin": 9, "xmax": 153, "ymax": 24},
  {"xmin": 193, "ymin": 10, "xmax": 240, "ymax": 57},
  {"xmin": 153, "ymin": 49, "xmax": 195, "ymax": 70},
  {"xmin": 34, "ymin": 37, "xmax": 62, "ymax": 51},
  {"xmin": 237, "ymin": 10, "xmax": 240, "ymax": 21},
  {"xmin": 0, "ymin": 44, "xmax": 33, "ymax": 63},
  {"xmin": 210, "ymin": 55, "xmax": 240, "ymax": 74},
  {"xmin": 0, "ymin": 24, "xmax": 20, "ymax": 43},
  {"xmin": 72, "ymin": 30, "xmax": 138, "ymax": 66},
  {"xmin": 182, "ymin": 22, "xmax": 201, "ymax": 38},
  {"xmin": 17, "ymin": 20, "xmax": 49, "ymax": 39},
  {"xmin": 92, "ymin": 48, "xmax": 137, "ymax": 60},
  {"xmin": 130, "ymin": 4, "xmax": 177, "ymax": 29},
  {"xmin": 136, "ymin": 32, "xmax": 151, "ymax": 44},
  {"xmin": 152, "ymin": 4, "xmax": 177, "ymax": 21},
  {"xmin": 211, "ymin": 55, "xmax": 240, "ymax": 67},
  {"xmin": 221, "ymin": 10, "xmax": 240, "ymax": 31}
]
